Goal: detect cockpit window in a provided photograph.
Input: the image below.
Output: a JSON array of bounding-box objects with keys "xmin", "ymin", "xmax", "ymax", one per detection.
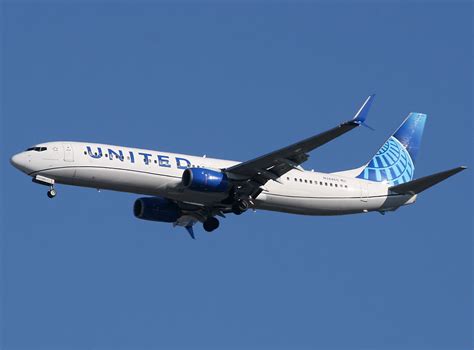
[{"xmin": 26, "ymin": 147, "xmax": 47, "ymax": 152}]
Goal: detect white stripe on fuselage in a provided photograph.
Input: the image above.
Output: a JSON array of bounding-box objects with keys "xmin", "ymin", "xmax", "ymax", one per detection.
[{"xmin": 21, "ymin": 141, "xmax": 416, "ymax": 215}]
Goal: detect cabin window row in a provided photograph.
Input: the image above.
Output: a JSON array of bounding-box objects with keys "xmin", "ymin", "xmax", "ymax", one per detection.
[{"xmin": 286, "ymin": 176, "xmax": 348, "ymax": 188}]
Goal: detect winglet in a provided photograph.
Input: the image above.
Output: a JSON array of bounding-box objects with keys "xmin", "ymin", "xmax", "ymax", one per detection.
[
  {"xmin": 185, "ymin": 225, "xmax": 196, "ymax": 239},
  {"xmin": 352, "ymin": 94, "xmax": 376, "ymax": 125}
]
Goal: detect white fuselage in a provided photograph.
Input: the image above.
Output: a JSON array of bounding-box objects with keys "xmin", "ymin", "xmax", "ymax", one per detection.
[{"xmin": 11, "ymin": 141, "xmax": 416, "ymax": 215}]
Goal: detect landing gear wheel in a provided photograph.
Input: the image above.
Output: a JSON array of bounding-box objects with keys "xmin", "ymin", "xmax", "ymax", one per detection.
[
  {"xmin": 232, "ymin": 206, "xmax": 243, "ymax": 215},
  {"xmin": 203, "ymin": 217, "xmax": 219, "ymax": 232},
  {"xmin": 232, "ymin": 199, "xmax": 250, "ymax": 215},
  {"xmin": 47, "ymin": 188, "xmax": 56, "ymax": 199}
]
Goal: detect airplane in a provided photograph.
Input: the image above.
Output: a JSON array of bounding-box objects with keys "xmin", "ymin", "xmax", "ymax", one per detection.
[{"xmin": 10, "ymin": 95, "xmax": 466, "ymax": 239}]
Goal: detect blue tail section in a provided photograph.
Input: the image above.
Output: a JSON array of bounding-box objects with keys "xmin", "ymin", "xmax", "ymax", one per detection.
[{"xmin": 356, "ymin": 112, "xmax": 427, "ymax": 185}]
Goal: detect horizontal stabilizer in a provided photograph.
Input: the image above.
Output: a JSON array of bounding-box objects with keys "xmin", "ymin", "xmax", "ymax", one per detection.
[{"xmin": 389, "ymin": 166, "xmax": 467, "ymax": 195}]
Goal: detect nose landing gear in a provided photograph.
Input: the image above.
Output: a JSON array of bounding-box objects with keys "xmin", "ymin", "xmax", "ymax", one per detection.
[
  {"xmin": 32, "ymin": 175, "xmax": 57, "ymax": 199},
  {"xmin": 47, "ymin": 187, "xmax": 57, "ymax": 198}
]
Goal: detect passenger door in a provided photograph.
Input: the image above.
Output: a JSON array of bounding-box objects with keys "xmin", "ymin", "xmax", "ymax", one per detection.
[{"xmin": 63, "ymin": 144, "xmax": 74, "ymax": 162}]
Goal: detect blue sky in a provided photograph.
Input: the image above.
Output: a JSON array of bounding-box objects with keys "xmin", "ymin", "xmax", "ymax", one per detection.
[{"xmin": 1, "ymin": 2, "xmax": 472, "ymax": 349}]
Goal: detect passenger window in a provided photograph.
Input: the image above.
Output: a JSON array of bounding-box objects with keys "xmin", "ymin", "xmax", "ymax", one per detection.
[
  {"xmin": 310, "ymin": 180, "xmax": 312, "ymax": 184},
  {"xmin": 299, "ymin": 179, "xmax": 303, "ymax": 182},
  {"xmin": 335, "ymin": 184, "xmax": 338, "ymax": 187},
  {"xmin": 320, "ymin": 181, "xmax": 323, "ymax": 185},
  {"xmin": 325, "ymin": 182, "xmax": 328, "ymax": 186},
  {"xmin": 304, "ymin": 180, "xmax": 308, "ymax": 183},
  {"xmin": 330, "ymin": 183, "xmax": 333, "ymax": 187},
  {"xmin": 294, "ymin": 178, "xmax": 297, "ymax": 182}
]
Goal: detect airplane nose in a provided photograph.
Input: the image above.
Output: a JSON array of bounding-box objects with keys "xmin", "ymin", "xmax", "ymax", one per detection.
[
  {"xmin": 10, "ymin": 153, "xmax": 21, "ymax": 167},
  {"xmin": 10, "ymin": 153, "xmax": 30, "ymax": 173}
]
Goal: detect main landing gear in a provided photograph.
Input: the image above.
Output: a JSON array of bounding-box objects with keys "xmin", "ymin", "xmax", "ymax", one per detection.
[
  {"xmin": 232, "ymin": 198, "xmax": 250, "ymax": 215},
  {"xmin": 203, "ymin": 217, "xmax": 219, "ymax": 232}
]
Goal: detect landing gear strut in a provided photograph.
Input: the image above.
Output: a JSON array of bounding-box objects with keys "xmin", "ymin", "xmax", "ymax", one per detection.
[
  {"xmin": 232, "ymin": 198, "xmax": 250, "ymax": 215},
  {"xmin": 203, "ymin": 217, "xmax": 219, "ymax": 232},
  {"xmin": 47, "ymin": 187, "xmax": 57, "ymax": 199},
  {"xmin": 33, "ymin": 175, "xmax": 57, "ymax": 199}
]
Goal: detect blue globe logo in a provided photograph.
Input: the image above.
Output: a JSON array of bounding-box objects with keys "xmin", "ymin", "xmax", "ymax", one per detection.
[{"xmin": 357, "ymin": 137, "xmax": 414, "ymax": 185}]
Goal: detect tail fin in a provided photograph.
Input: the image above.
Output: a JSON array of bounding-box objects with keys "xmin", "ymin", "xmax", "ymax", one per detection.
[{"xmin": 356, "ymin": 112, "xmax": 427, "ymax": 185}]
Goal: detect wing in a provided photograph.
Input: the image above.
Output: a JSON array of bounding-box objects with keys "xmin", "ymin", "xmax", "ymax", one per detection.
[{"xmin": 223, "ymin": 94, "xmax": 375, "ymax": 198}]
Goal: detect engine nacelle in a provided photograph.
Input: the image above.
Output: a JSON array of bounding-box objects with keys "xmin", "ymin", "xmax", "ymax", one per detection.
[
  {"xmin": 182, "ymin": 168, "xmax": 230, "ymax": 192},
  {"xmin": 133, "ymin": 197, "xmax": 181, "ymax": 223}
]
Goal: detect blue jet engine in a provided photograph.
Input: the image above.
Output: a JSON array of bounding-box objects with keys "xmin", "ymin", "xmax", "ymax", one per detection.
[
  {"xmin": 133, "ymin": 197, "xmax": 181, "ymax": 223},
  {"xmin": 181, "ymin": 168, "xmax": 230, "ymax": 192}
]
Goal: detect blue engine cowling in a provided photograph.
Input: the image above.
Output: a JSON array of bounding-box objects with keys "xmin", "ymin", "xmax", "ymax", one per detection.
[
  {"xmin": 182, "ymin": 168, "xmax": 230, "ymax": 192},
  {"xmin": 133, "ymin": 197, "xmax": 181, "ymax": 223}
]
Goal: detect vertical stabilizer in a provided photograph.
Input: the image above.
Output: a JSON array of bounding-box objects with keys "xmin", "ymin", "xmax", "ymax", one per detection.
[{"xmin": 356, "ymin": 112, "xmax": 427, "ymax": 185}]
